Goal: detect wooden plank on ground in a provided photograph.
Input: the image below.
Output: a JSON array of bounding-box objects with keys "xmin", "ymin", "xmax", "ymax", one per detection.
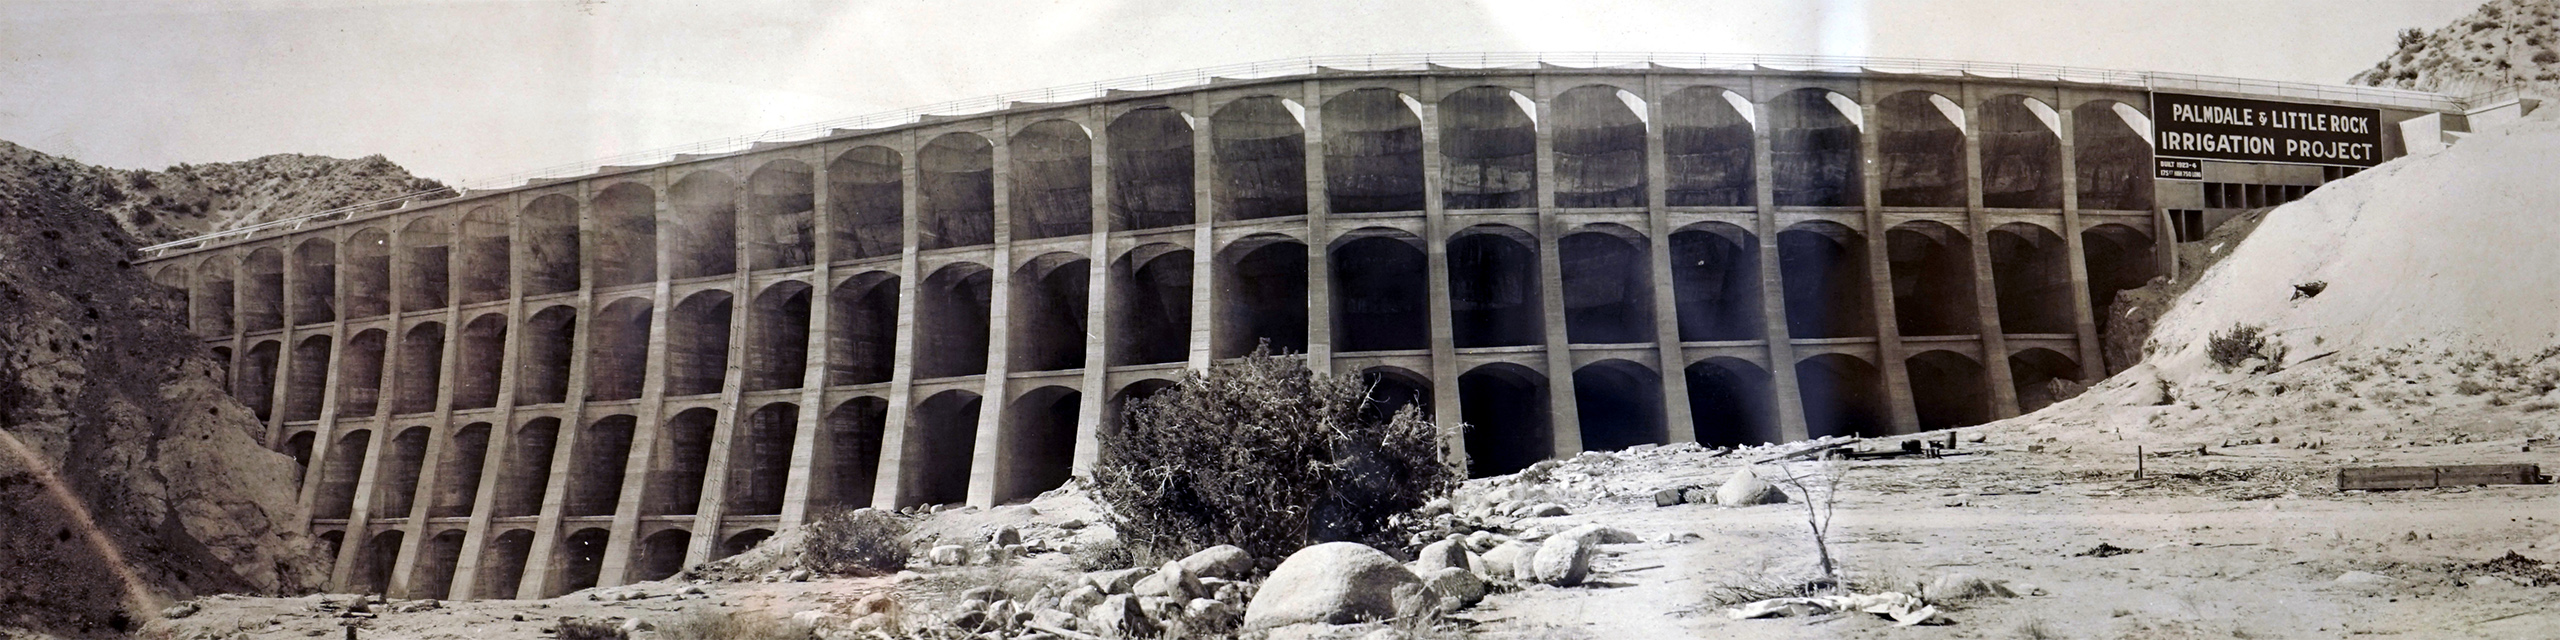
[{"xmin": 2338, "ymin": 464, "xmax": 2543, "ymax": 491}]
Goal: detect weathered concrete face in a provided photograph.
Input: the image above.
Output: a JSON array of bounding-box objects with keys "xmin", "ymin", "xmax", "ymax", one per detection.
[{"xmin": 145, "ymin": 66, "xmax": 2281, "ymax": 599}]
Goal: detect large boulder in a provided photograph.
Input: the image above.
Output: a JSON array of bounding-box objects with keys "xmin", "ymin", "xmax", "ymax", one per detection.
[
  {"xmin": 1243, "ymin": 542, "xmax": 1422, "ymax": 631},
  {"xmin": 1179, "ymin": 544, "xmax": 1256, "ymax": 580},
  {"xmin": 1715, "ymin": 467, "xmax": 1790, "ymax": 507},
  {"xmin": 1530, "ymin": 535, "xmax": 1595, "ymax": 586}
]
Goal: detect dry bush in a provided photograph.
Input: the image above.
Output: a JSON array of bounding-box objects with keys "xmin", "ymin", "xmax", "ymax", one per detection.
[
  {"xmin": 656, "ymin": 609, "xmax": 812, "ymax": 640},
  {"xmin": 555, "ymin": 617, "xmax": 627, "ymax": 640},
  {"xmin": 2207, "ymin": 323, "xmax": 2286, "ymax": 372},
  {"xmin": 1091, "ymin": 344, "xmax": 1459, "ymax": 565},
  {"xmin": 805, "ymin": 507, "xmax": 911, "ymax": 576}
]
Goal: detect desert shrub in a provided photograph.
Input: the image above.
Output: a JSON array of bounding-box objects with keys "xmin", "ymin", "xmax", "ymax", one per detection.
[
  {"xmin": 805, "ymin": 507, "xmax": 911, "ymax": 576},
  {"xmin": 657, "ymin": 609, "xmax": 811, "ymax": 640},
  {"xmin": 2207, "ymin": 323, "xmax": 2286, "ymax": 371},
  {"xmin": 1070, "ymin": 535, "xmax": 1137, "ymax": 572},
  {"xmin": 556, "ymin": 617, "xmax": 628, "ymax": 640},
  {"xmin": 1091, "ymin": 345, "xmax": 1459, "ymax": 565}
]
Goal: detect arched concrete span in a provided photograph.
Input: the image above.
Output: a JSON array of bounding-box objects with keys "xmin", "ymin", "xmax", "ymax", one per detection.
[
  {"xmin": 1109, "ymin": 106, "xmax": 1196, "ymax": 231},
  {"xmin": 1552, "ymin": 84, "xmax": 1649, "ymax": 208},
  {"xmin": 1215, "ymin": 234, "xmax": 1307, "ymax": 357},
  {"xmin": 1887, "ymin": 221, "xmax": 1977, "ymax": 337},
  {"xmin": 1460, "ymin": 363, "xmax": 1549, "ymax": 478},
  {"xmin": 1330, "ymin": 230, "xmax": 1429, "ymax": 352},
  {"xmin": 1010, "ymin": 252, "xmax": 1091, "ymax": 372},
  {"xmin": 1447, "ymin": 225, "xmax": 1542, "ymax": 348},
  {"xmin": 1778, "ymin": 221, "xmax": 1873, "ymax": 338},
  {"xmin": 1110, "ymin": 244, "xmax": 1193, "ymax": 366},
  {"xmin": 831, "ymin": 146, "xmax": 906, "ymax": 260},
  {"xmin": 1323, "ymin": 88, "xmax": 1426, "ymax": 213},
  {"xmin": 1011, "ymin": 120, "xmax": 1094, "ymax": 240},
  {"xmin": 1212, "ymin": 96, "xmax": 1308, "ymax": 220},
  {"xmin": 1440, "ymin": 86, "xmax": 1538, "ymax": 210},
  {"xmin": 141, "ymin": 63, "xmax": 2344, "ymax": 598}
]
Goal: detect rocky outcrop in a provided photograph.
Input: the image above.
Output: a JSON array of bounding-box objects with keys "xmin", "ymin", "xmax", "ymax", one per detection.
[
  {"xmin": 2352, "ymin": 0, "xmax": 2560, "ymax": 96},
  {"xmin": 0, "ymin": 143, "xmax": 328, "ymax": 637}
]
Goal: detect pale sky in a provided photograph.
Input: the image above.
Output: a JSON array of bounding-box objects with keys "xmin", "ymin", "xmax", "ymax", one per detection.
[{"xmin": 0, "ymin": 0, "xmax": 2487, "ymax": 184}]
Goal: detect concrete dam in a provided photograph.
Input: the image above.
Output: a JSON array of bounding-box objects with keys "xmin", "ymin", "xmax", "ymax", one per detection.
[{"xmin": 134, "ymin": 54, "xmax": 2458, "ymax": 601}]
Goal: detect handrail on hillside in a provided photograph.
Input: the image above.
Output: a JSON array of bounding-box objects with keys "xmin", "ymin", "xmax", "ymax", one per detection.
[{"xmin": 137, "ymin": 51, "xmax": 2471, "ymax": 257}]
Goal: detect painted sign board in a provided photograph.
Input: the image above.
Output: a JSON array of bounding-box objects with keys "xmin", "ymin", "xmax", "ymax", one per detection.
[
  {"xmin": 2155, "ymin": 158, "xmax": 2203, "ymax": 181},
  {"xmin": 2152, "ymin": 92, "xmax": 2384, "ymax": 168}
]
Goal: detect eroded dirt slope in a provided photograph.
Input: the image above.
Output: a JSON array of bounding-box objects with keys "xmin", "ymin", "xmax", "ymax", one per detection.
[{"xmin": 0, "ymin": 142, "xmax": 329, "ymax": 638}]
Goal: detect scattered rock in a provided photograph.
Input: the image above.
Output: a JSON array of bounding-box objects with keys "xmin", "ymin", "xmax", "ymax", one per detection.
[
  {"xmin": 1243, "ymin": 542, "xmax": 1422, "ymax": 631},
  {"xmin": 1061, "ymin": 585, "xmax": 1105, "ymax": 612},
  {"xmin": 854, "ymin": 593, "xmax": 899, "ymax": 617},
  {"xmin": 993, "ymin": 526, "xmax": 1023, "ymax": 546},
  {"xmin": 1133, "ymin": 561, "xmax": 1205, "ymax": 600},
  {"xmin": 1389, "ymin": 582, "xmax": 1441, "ymax": 619},
  {"xmin": 1463, "ymin": 531, "xmax": 1499, "ymax": 552},
  {"xmin": 1421, "ymin": 567, "xmax": 1486, "ymax": 610},
  {"xmin": 963, "ymin": 585, "xmax": 1005, "ymax": 603},
  {"xmin": 849, "ymin": 611, "xmax": 900, "ymax": 636},
  {"xmin": 1180, "ymin": 545, "xmax": 1256, "ymax": 580},
  {"xmin": 792, "ymin": 610, "xmax": 841, "ymax": 627},
  {"xmin": 1652, "ymin": 488, "xmax": 1686, "ymax": 507},
  {"xmin": 1530, "ymin": 535, "xmax": 1595, "ymax": 586},
  {"xmin": 1058, "ymin": 518, "xmax": 1089, "ymax": 530},
  {"xmin": 2335, "ymin": 570, "xmax": 2400, "ymax": 589},
  {"xmin": 620, "ymin": 617, "xmax": 654, "ymax": 633},
  {"xmin": 1714, "ymin": 467, "xmax": 1789, "ymax": 507},
  {"xmin": 1481, "ymin": 541, "xmax": 1532, "ymax": 582},
  {"xmin": 930, "ymin": 545, "xmax": 968, "ymax": 566},
  {"xmin": 1922, "ymin": 573, "xmax": 2017, "ymax": 600},
  {"xmin": 161, "ymin": 601, "xmax": 200, "ymax": 619},
  {"xmin": 1030, "ymin": 607, "xmax": 1080, "ymax": 631},
  {"xmin": 1552, "ymin": 523, "xmax": 1639, "ymax": 547},
  {"xmin": 1413, "ymin": 536, "xmax": 1469, "ymax": 574},
  {"xmin": 1085, "ymin": 567, "xmax": 1148, "ymax": 594},
  {"xmin": 1186, "ymin": 597, "xmax": 1242, "ymax": 632},
  {"xmin": 788, "ymin": 568, "xmax": 814, "ymax": 582},
  {"xmin": 2073, "ymin": 542, "xmax": 2142, "ymax": 557},
  {"xmin": 1518, "ymin": 503, "xmax": 1570, "ymax": 518},
  {"xmin": 1682, "ymin": 487, "xmax": 1717, "ymax": 505},
  {"xmin": 1085, "ymin": 594, "xmax": 1158, "ymax": 637}
]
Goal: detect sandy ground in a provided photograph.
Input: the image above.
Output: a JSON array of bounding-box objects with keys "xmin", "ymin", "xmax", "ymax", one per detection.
[
  {"xmin": 1461, "ymin": 435, "xmax": 2560, "ymax": 640},
  {"xmin": 148, "ymin": 421, "xmax": 2560, "ymax": 640}
]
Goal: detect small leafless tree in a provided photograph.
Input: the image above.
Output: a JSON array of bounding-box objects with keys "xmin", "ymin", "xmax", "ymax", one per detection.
[{"xmin": 1771, "ymin": 460, "xmax": 1843, "ymax": 584}]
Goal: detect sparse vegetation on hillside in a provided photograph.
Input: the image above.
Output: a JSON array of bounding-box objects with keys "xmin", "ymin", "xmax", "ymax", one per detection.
[
  {"xmin": 0, "ymin": 140, "xmax": 449, "ymax": 245},
  {"xmin": 1089, "ymin": 345, "xmax": 1459, "ymax": 566}
]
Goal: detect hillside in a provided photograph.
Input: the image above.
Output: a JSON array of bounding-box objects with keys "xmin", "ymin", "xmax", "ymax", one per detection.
[
  {"xmin": 2028, "ymin": 106, "xmax": 2560, "ymax": 455},
  {"xmin": 2353, "ymin": 0, "xmax": 2560, "ymax": 96},
  {"xmin": 0, "ymin": 141, "xmax": 450, "ymax": 246},
  {"xmin": 0, "ymin": 143, "xmax": 334, "ymax": 637}
]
